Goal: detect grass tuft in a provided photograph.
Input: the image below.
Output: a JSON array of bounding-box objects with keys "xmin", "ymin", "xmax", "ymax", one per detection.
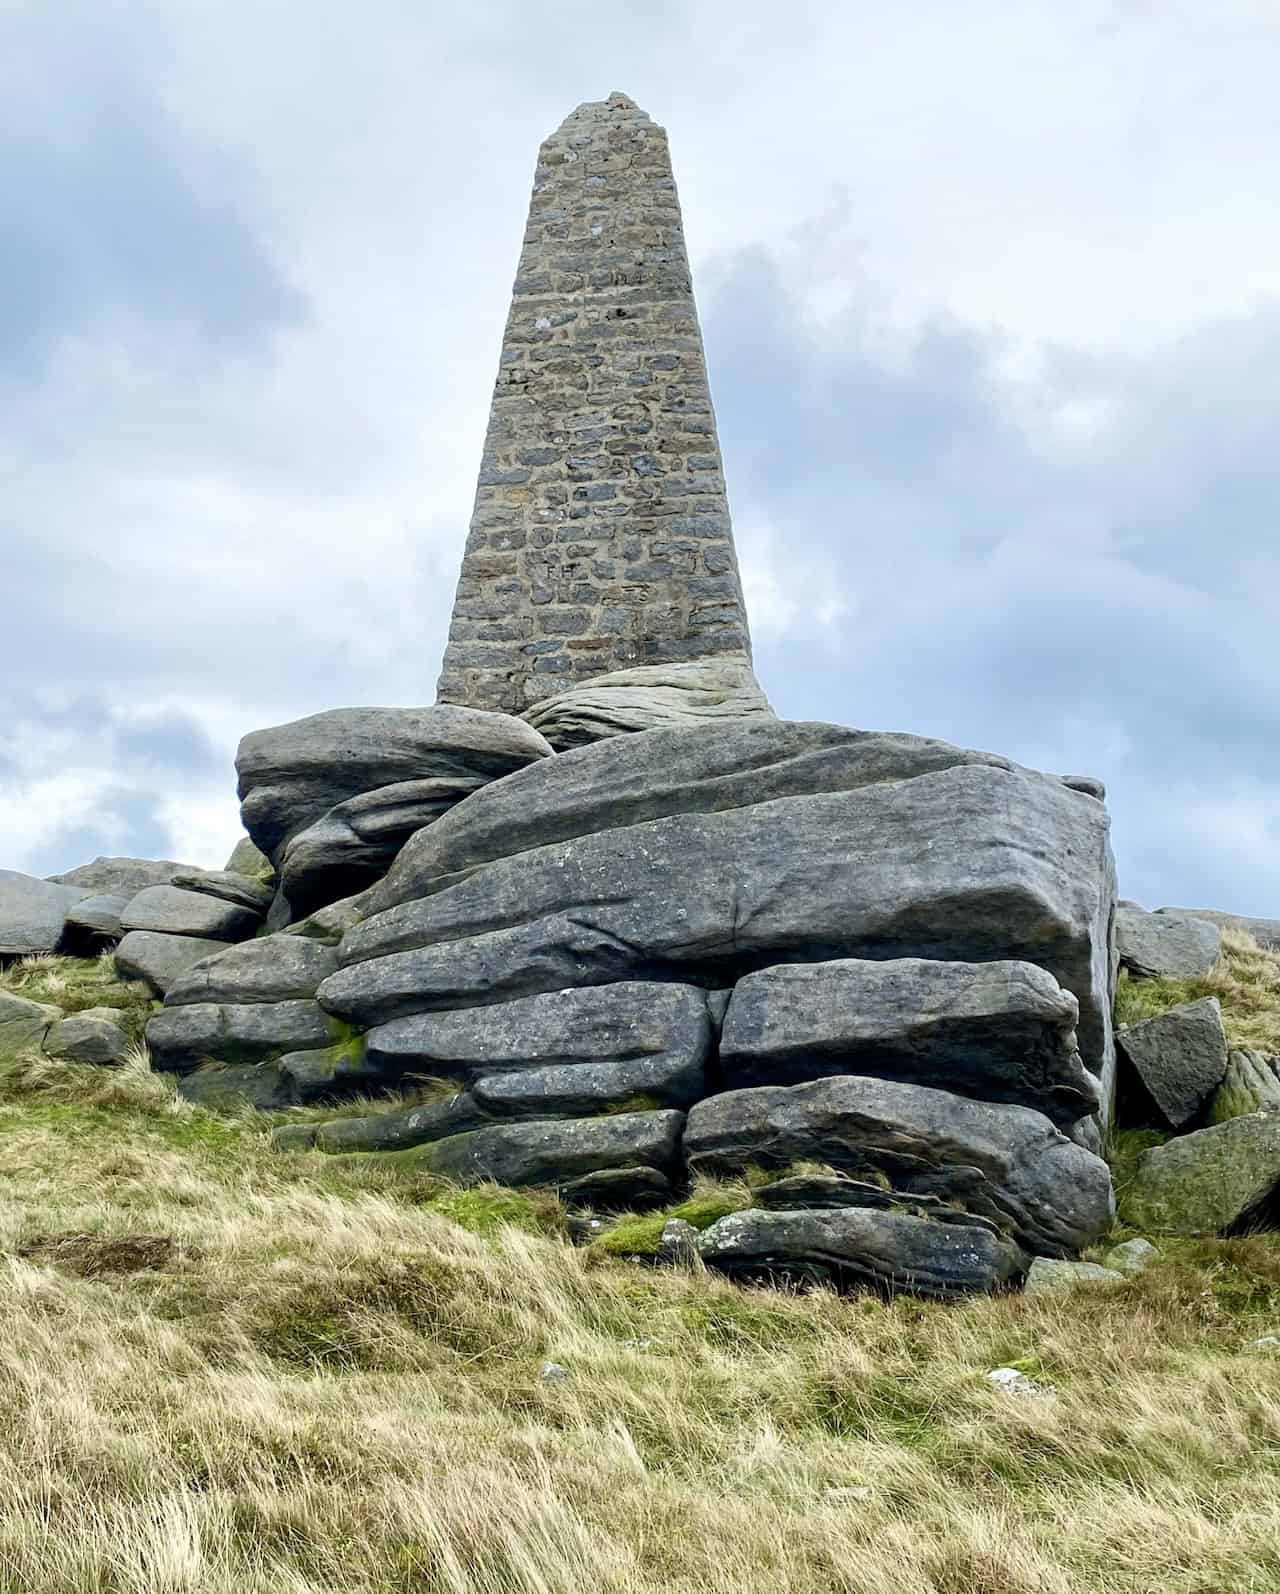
[{"xmin": 1114, "ymin": 928, "xmax": 1280, "ymax": 1050}]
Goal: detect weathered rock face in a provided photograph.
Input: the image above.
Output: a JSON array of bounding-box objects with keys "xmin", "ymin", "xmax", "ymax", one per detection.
[
  {"xmin": 0, "ymin": 870, "xmax": 93, "ymax": 957},
  {"xmin": 235, "ymin": 704, "xmax": 553, "ymax": 926},
  {"xmin": 43, "ymin": 1012, "xmax": 130, "ymax": 1066},
  {"xmin": 325, "ymin": 757, "xmax": 1115, "ymax": 1105},
  {"xmin": 523, "ymin": 660, "xmax": 774, "ymax": 750},
  {"xmin": 163, "ymin": 935, "xmax": 339, "ymax": 1008},
  {"xmin": 171, "ymin": 869, "xmax": 274, "ymax": 914},
  {"xmin": 0, "ymin": 991, "xmax": 61, "ymax": 1053},
  {"xmin": 146, "ymin": 1001, "xmax": 335, "ymax": 1074},
  {"xmin": 119, "ymin": 884, "xmax": 261, "ymax": 943},
  {"xmin": 696, "ymin": 1206, "xmax": 1026, "ymax": 1299},
  {"xmin": 114, "ymin": 932, "xmax": 233, "ymax": 997},
  {"xmin": 1119, "ymin": 1111, "xmax": 1280, "ymax": 1234},
  {"xmin": 1209, "ymin": 1050, "xmax": 1280, "ymax": 1124},
  {"xmin": 719, "ymin": 958, "xmax": 1095, "ymax": 1126},
  {"xmin": 1116, "ymin": 903, "xmax": 1221, "ymax": 980},
  {"xmin": 364, "ymin": 719, "xmax": 1020, "ymax": 914},
  {"xmin": 48, "ymin": 857, "xmax": 199, "ymax": 896},
  {"xmin": 683, "ymin": 1075, "xmax": 1114, "ymax": 1257},
  {"xmin": 1161, "ymin": 908, "xmax": 1280, "ymax": 951},
  {"xmin": 434, "ymin": 92, "xmax": 757, "ymax": 715},
  {"xmin": 1117, "ymin": 997, "xmax": 1229, "ymax": 1129},
  {"xmin": 62, "ymin": 893, "xmax": 132, "ymax": 949}
]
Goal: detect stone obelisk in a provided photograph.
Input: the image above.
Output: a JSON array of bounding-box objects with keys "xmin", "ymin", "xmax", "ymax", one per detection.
[{"xmin": 436, "ymin": 92, "xmax": 757, "ymax": 715}]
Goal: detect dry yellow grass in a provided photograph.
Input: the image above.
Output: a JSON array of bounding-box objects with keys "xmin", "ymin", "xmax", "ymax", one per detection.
[
  {"xmin": 2, "ymin": 962, "xmax": 1280, "ymax": 1591},
  {"xmin": 1114, "ymin": 928, "xmax": 1280, "ymax": 1051}
]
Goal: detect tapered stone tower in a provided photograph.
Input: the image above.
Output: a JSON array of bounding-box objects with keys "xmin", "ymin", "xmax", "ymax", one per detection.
[{"xmin": 436, "ymin": 92, "xmax": 757, "ymax": 715}]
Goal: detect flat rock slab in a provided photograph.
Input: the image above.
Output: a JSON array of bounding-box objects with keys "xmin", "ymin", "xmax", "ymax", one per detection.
[
  {"xmin": 224, "ymin": 835, "xmax": 274, "ymax": 880},
  {"xmin": 522, "ymin": 659, "xmax": 774, "ymax": 750},
  {"xmin": 113, "ymin": 932, "xmax": 232, "ymax": 997},
  {"xmin": 48, "ymin": 856, "xmax": 199, "ymax": 897},
  {"xmin": 170, "ymin": 869, "xmax": 274, "ymax": 913},
  {"xmin": 1117, "ymin": 997, "xmax": 1228, "ymax": 1129},
  {"xmin": 0, "ymin": 991, "xmax": 61, "ymax": 1053},
  {"xmin": 559, "ymin": 1165, "xmax": 674, "ymax": 1211},
  {"xmin": 120, "ymin": 885, "xmax": 261, "ymax": 943},
  {"xmin": 43, "ymin": 1013, "xmax": 130, "ymax": 1066},
  {"xmin": 313, "ymin": 1093, "xmax": 494, "ymax": 1153},
  {"xmin": 163, "ymin": 935, "xmax": 338, "ymax": 1008},
  {"xmin": 62, "ymin": 894, "xmax": 132, "ymax": 943},
  {"xmin": 470, "ymin": 1050, "xmax": 704, "ymax": 1118},
  {"xmin": 1116, "ymin": 904, "xmax": 1221, "ymax": 980},
  {"xmin": 684, "ymin": 1074, "xmax": 1114, "ymax": 1257},
  {"xmin": 1023, "ymin": 1257, "xmax": 1125, "ymax": 1294},
  {"xmin": 177, "ymin": 1063, "xmax": 295, "ymax": 1111},
  {"xmin": 235, "ymin": 704, "xmax": 553, "ymax": 863},
  {"xmin": 1160, "ymin": 908, "xmax": 1280, "ymax": 952},
  {"xmin": 363, "ymin": 981, "xmax": 713, "ymax": 1086},
  {"xmin": 327, "ymin": 763, "xmax": 1115, "ymax": 1102},
  {"xmin": 720, "ymin": 957, "xmax": 1095, "ymax": 1126},
  {"xmin": 146, "ymin": 1000, "xmax": 334, "ymax": 1074},
  {"xmin": 364, "ymin": 719, "xmax": 1024, "ymax": 915},
  {"xmin": 356, "ymin": 1109, "xmax": 685, "ymax": 1189},
  {"xmin": 0, "ymin": 870, "xmax": 92, "ymax": 956},
  {"xmin": 696, "ymin": 1207, "xmax": 1026, "ymax": 1299},
  {"xmin": 278, "ymin": 776, "xmax": 489, "ymax": 923},
  {"xmin": 1119, "ymin": 1111, "xmax": 1280, "ymax": 1234}
]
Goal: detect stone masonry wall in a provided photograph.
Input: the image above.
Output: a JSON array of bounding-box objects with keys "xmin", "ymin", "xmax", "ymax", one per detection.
[{"xmin": 435, "ymin": 92, "xmax": 754, "ymax": 714}]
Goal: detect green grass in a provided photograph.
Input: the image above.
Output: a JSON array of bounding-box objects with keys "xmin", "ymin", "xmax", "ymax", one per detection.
[
  {"xmin": 0, "ymin": 948, "xmax": 156, "ymax": 1046},
  {"xmin": 1114, "ymin": 928, "xmax": 1280, "ymax": 1050}
]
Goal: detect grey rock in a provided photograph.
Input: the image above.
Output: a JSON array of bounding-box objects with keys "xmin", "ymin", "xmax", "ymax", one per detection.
[
  {"xmin": 696, "ymin": 1206, "xmax": 1026, "ymax": 1299},
  {"xmin": 330, "ymin": 759, "xmax": 1116, "ymax": 1104},
  {"xmin": 1159, "ymin": 908, "xmax": 1280, "ymax": 952},
  {"xmin": 235, "ymin": 704, "xmax": 552, "ymax": 864},
  {"xmin": 1024, "ymin": 1257, "xmax": 1125, "ymax": 1294},
  {"xmin": 522, "ymin": 659, "xmax": 774, "ymax": 750},
  {"xmin": 1117, "ymin": 997, "xmax": 1229, "ymax": 1129},
  {"xmin": 42, "ymin": 1012, "xmax": 129, "ymax": 1066},
  {"xmin": 987, "ymin": 1367, "xmax": 1055, "ymax": 1399},
  {"xmin": 276, "ymin": 1042, "xmax": 394, "ymax": 1106},
  {"xmin": 0, "ymin": 869, "xmax": 92, "ymax": 956},
  {"xmin": 752, "ymin": 1174, "xmax": 1002, "ymax": 1234},
  {"xmin": 277, "ymin": 776, "xmax": 489, "ymax": 922},
  {"xmin": 176, "ymin": 1062, "xmax": 294, "ymax": 1110},
  {"xmin": 1118, "ymin": 1111, "xmax": 1280, "ymax": 1234},
  {"xmin": 1116, "ymin": 904, "xmax": 1221, "ymax": 980},
  {"xmin": 1058, "ymin": 775, "xmax": 1106, "ymax": 800},
  {"xmin": 469, "ymin": 1047, "xmax": 705, "ymax": 1119},
  {"xmin": 720, "ymin": 957, "xmax": 1095, "ymax": 1126},
  {"xmin": 280, "ymin": 894, "xmax": 368, "ymax": 946},
  {"xmin": 0, "ymin": 991, "xmax": 61, "ymax": 1053},
  {"xmin": 657, "ymin": 1217, "xmax": 701, "ymax": 1267},
  {"xmin": 312, "ymin": 1092, "xmax": 492, "ymax": 1152},
  {"xmin": 559, "ymin": 1166, "xmax": 674, "ymax": 1211},
  {"xmin": 271, "ymin": 1123, "xmax": 318, "ymax": 1152},
  {"xmin": 163, "ymin": 935, "xmax": 338, "ymax": 1008},
  {"xmin": 145, "ymin": 1000, "xmax": 334, "ymax": 1074},
  {"xmin": 224, "ymin": 836, "xmax": 274, "ymax": 881},
  {"xmin": 365, "ymin": 719, "xmax": 1025, "ymax": 915},
  {"xmin": 1247, "ymin": 1335, "xmax": 1280, "ymax": 1354},
  {"xmin": 62, "ymin": 893, "xmax": 132, "ymax": 944},
  {"xmin": 1209, "ymin": 1050, "xmax": 1280, "ymax": 1123},
  {"xmin": 120, "ymin": 885, "xmax": 261, "ymax": 943},
  {"xmin": 47, "ymin": 856, "xmax": 198, "ymax": 896},
  {"xmin": 683, "ymin": 1075, "xmax": 1114, "ymax": 1257},
  {"xmin": 359, "ymin": 1109, "xmax": 685, "ymax": 1189},
  {"xmin": 170, "ymin": 869, "xmax": 274, "ymax": 913},
  {"xmin": 540, "ymin": 1361, "xmax": 570, "ymax": 1383},
  {"xmin": 363, "ymin": 982, "xmax": 713, "ymax": 1090},
  {"xmin": 1103, "ymin": 1237, "xmax": 1159, "ymax": 1275},
  {"xmin": 113, "ymin": 931, "xmax": 232, "ymax": 998}
]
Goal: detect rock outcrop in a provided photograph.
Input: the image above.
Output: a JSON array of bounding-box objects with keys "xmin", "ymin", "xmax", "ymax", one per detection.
[
  {"xmin": 1119, "ymin": 1111, "xmax": 1280, "ymax": 1234},
  {"xmin": 523, "ymin": 660, "xmax": 774, "ymax": 750},
  {"xmin": 1116, "ymin": 903, "xmax": 1221, "ymax": 980},
  {"xmin": 0, "ymin": 871, "xmax": 93, "ymax": 957},
  {"xmin": 1117, "ymin": 997, "xmax": 1229, "ymax": 1129}
]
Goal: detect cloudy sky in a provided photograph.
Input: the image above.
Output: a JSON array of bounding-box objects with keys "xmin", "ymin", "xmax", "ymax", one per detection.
[{"xmin": 3, "ymin": 0, "xmax": 1277, "ymax": 913}]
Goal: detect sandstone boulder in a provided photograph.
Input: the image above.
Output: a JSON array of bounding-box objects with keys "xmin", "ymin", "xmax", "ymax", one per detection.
[
  {"xmin": 522, "ymin": 658, "xmax": 774, "ymax": 749},
  {"xmin": 1116, "ymin": 903, "xmax": 1221, "ymax": 980},
  {"xmin": 43, "ymin": 1011, "xmax": 130, "ymax": 1066},
  {"xmin": 146, "ymin": 1000, "xmax": 334, "ymax": 1074},
  {"xmin": 113, "ymin": 931, "xmax": 232, "ymax": 997},
  {"xmin": 695, "ymin": 1206, "xmax": 1025, "ymax": 1299},
  {"xmin": 325, "ymin": 760, "xmax": 1116, "ymax": 1105},
  {"xmin": 719, "ymin": 957, "xmax": 1094, "ymax": 1126},
  {"xmin": 1209, "ymin": 1050, "xmax": 1280, "ymax": 1124},
  {"xmin": 0, "ymin": 991, "xmax": 61, "ymax": 1053},
  {"xmin": 170, "ymin": 869, "xmax": 274, "ymax": 913},
  {"xmin": 61, "ymin": 893, "xmax": 132, "ymax": 948},
  {"xmin": 48, "ymin": 857, "xmax": 198, "ymax": 896},
  {"xmin": 120, "ymin": 885, "xmax": 261, "ymax": 943},
  {"xmin": 1023, "ymin": 1258, "xmax": 1124, "ymax": 1294},
  {"xmin": 163, "ymin": 935, "xmax": 338, "ymax": 1008},
  {"xmin": 683, "ymin": 1075, "xmax": 1113, "ymax": 1256},
  {"xmin": 312, "ymin": 1092, "xmax": 493, "ymax": 1152},
  {"xmin": 1117, "ymin": 997, "xmax": 1228, "ymax": 1129},
  {"xmin": 177, "ymin": 1062, "xmax": 295, "ymax": 1110},
  {"xmin": 235, "ymin": 704, "xmax": 552, "ymax": 866},
  {"xmin": 1119, "ymin": 1111, "xmax": 1280, "ymax": 1234},
  {"xmin": 1159, "ymin": 908, "xmax": 1280, "ymax": 951},
  {"xmin": 0, "ymin": 870, "xmax": 92, "ymax": 957},
  {"xmin": 362, "ymin": 982, "xmax": 713, "ymax": 1095},
  {"xmin": 224, "ymin": 835, "xmax": 274, "ymax": 881},
  {"xmin": 356, "ymin": 1109, "xmax": 685, "ymax": 1189}
]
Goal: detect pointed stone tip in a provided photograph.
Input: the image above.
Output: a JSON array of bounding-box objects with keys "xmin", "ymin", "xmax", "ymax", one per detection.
[{"xmin": 558, "ymin": 91, "xmax": 650, "ymax": 128}]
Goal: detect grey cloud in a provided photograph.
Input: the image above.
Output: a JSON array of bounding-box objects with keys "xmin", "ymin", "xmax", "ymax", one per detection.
[{"xmin": 31, "ymin": 786, "xmax": 180, "ymax": 881}]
